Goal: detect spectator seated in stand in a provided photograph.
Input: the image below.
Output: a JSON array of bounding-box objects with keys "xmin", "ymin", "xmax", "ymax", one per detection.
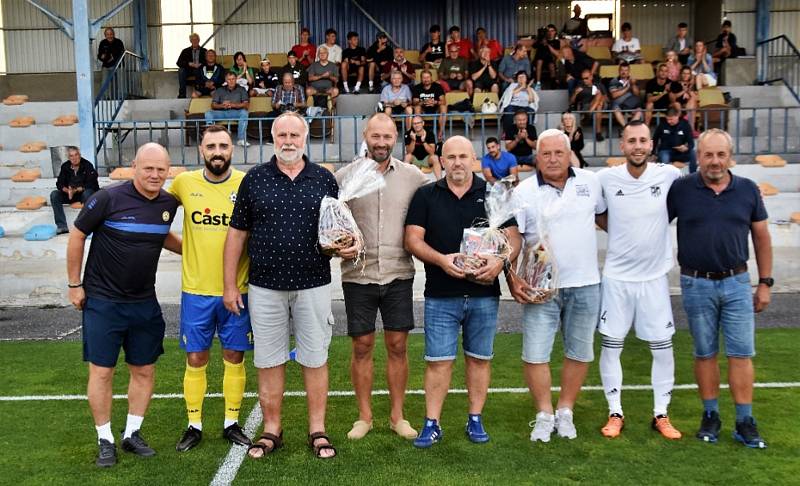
[
  {"xmin": 291, "ymin": 27, "xmax": 316, "ymax": 68},
  {"xmin": 608, "ymin": 62, "xmax": 643, "ymax": 128},
  {"xmin": 230, "ymin": 51, "xmax": 255, "ymax": 92},
  {"xmin": 664, "ymin": 50, "xmax": 681, "ymax": 82},
  {"xmin": 366, "ymin": 32, "xmax": 393, "ymax": 93},
  {"xmin": 177, "ymin": 33, "xmax": 206, "ymax": 98},
  {"xmin": 498, "ymin": 44, "xmax": 531, "ymax": 92},
  {"xmin": 481, "ymin": 136, "xmax": 518, "ymax": 183},
  {"xmin": 612, "ymin": 22, "xmax": 642, "ymax": 64},
  {"xmin": 280, "ymin": 50, "xmax": 308, "ymax": 88},
  {"xmin": 560, "ymin": 45, "xmax": 599, "ymax": 93},
  {"xmin": 205, "ymin": 71, "xmax": 250, "ymax": 146},
  {"xmin": 446, "ymin": 25, "xmax": 473, "ymax": 60},
  {"xmin": 503, "ymin": 110, "xmax": 538, "ymax": 167},
  {"xmin": 437, "ymin": 43, "xmax": 472, "ymax": 95},
  {"xmin": 469, "ymin": 46, "xmax": 500, "ymax": 95},
  {"xmin": 252, "ymin": 58, "xmax": 280, "ymax": 97},
  {"xmin": 499, "ymin": 70, "xmax": 539, "ymax": 136},
  {"xmin": 653, "ymin": 107, "xmax": 696, "ymax": 172},
  {"xmin": 316, "ymin": 28, "xmax": 342, "ymax": 64},
  {"xmin": 50, "ymin": 146, "xmax": 99, "ymax": 235},
  {"xmin": 412, "ymin": 70, "xmax": 447, "ymax": 139},
  {"xmin": 404, "ymin": 115, "xmax": 441, "ymax": 178},
  {"xmin": 570, "ymin": 68, "xmax": 607, "ymax": 141},
  {"xmin": 688, "ymin": 40, "xmax": 717, "ymax": 89},
  {"xmin": 669, "ymin": 66, "xmax": 698, "ymax": 133},
  {"xmin": 193, "ymin": 49, "xmax": 225, "ymax": 98},
  {"xmin": 645, "ymin": 63, "xmax": 680, "ymax": 126},
  {"xmin": 471, "ymin": 27, "xmax": 503, "ymax": 63},
  {"xmin": 306, "ymin": 46, "xmax": 340, "ymax": 108},
  {"xmin": 341, "ymin": 31, "xmax": 366, "ymax": 94},
  {"xmin": 560, "ymin": 112, "xmax": 587, "ymax": 167},
  {"xmin": 381, "ymin": 47, "xmax": 415, "ymax": 86},
  {"xmin": 713, "ymin": 20, "xmax": 740, "ymax": 66},
  {"xmin": 420, "ymin": 24, "xmax": 446, "ymax": 69},
  {"xmin": 272, "ymin": 71, "xmax": 306, "ymax": 116},
  {"xmin": 532, "ymin": 24, "xmax": 561, "ymax": 90},
  {"xmin": 381, "ymin": 71, "xmax": 414, "ymax": 129},
  {"xmin": 664, "ymin": 22, "xmax": 692, "ymax": 64}
]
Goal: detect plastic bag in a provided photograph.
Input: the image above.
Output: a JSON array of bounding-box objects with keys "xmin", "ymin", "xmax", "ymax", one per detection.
[
  {"xmin": 318, "ymin": 157, "xmax": 386, "ymax": 260},
  {"xmin": 455, "ymin": 178, "xmax": 519, "ymax": 280}
]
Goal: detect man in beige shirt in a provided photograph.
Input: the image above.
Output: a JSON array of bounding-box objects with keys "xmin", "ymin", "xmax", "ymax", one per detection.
[{"xmin": 335, "ymin": 113, "xmax": 429, "ymax": 441}]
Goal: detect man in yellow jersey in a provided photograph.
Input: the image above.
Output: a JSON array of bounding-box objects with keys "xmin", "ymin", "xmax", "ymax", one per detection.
[{"xmin": 170, "ymin": 125, "xmax": 252, "ymax": 452}]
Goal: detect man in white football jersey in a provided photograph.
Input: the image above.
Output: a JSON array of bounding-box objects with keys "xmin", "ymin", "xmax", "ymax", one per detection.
[{"xmin": 596, "ymin": 120, "xmax": 683, "ymax": 440}]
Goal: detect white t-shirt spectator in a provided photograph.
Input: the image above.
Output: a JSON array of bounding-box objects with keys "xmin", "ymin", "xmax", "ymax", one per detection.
[
  {"xmin": 315, "ymin": 44, "xmax": 342, "ymax": 64},
  {"xmin": 513, "ymin": 168, "xmax": 606, "ymax": 289},
  {"xmin": 612, "ymin": 37, "xmax": 641, "ymax": 54}
]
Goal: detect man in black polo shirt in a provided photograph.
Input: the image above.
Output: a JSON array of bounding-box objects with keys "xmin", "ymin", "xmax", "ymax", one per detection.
[
  {"xmin": 67, "ymin": 143, "xmax": 180, "ymax": 467},
  {"xmin": 667, "ymin": 129, "xmax": 772, "ymax": 449},
  {"xmin": 341, "ymin": 31, "xmax": 366, "ymax": 94},
  {"xmin": 503, "ymin": 110, "xmax": 538, "ymax": 166},
  {"xmin": 50, "ymin": 146, "xmax": 99, "ymax": 234},
  {"xmin": 224, "ymin": 112, "xmax": 354, "ymax": 460},
  {"xmin": 405, "ymin": 135, "xmax": 521, "ymax": 448}
]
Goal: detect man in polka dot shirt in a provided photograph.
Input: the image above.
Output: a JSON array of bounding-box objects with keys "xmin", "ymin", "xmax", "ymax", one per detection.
[{"xmin": 223, "ymin": 112, "xmax": 357, "ymax": 459}]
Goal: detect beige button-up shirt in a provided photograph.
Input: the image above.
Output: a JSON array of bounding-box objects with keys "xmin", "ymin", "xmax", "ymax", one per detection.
[{"xmin": 335, "ymin": 157, "xmax": 429, "ymax": 285}]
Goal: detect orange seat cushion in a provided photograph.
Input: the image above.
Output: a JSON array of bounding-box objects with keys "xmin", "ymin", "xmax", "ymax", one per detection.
[
  {"xmin": 9, "ymin": 116, "xmax": 35, "ymax": 127},
  {"xmin": 758, "ymin": 182, "xmax": 779, "ymax": 196},
  {"xmin": 16, "ymin": 195, "xmax": 46, "ymax": 210},
  {"xmin": 755, "ymin": 154, "xmax": 786, "ymax": 167},
  {"xmin": 11, "ymin": 168, "xmax": 41, "ymax": 182},
  {"xmin": 3, "ymin": 95, "xmax": 29, "ymax": 106},
  {"xmin": 109, "ymin": 167, "xmax": 135, "ymax": 180}
]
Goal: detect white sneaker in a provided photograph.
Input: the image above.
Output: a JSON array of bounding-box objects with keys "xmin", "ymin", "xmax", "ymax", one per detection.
[
  {"xmin": 529, "ymin": 411, "xmax": 555, "ymax": 442},
  {"xmin": 236, "ymin": 139, "xmax": 250, "ymax": 147},
  {"xmin": 555, "ymin": 408, "xmax": 577, "ymax": 439}
]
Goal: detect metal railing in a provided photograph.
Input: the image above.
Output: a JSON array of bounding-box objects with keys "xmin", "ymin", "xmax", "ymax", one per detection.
[
  {"xmin": 94, "ymin": 106, "xmax": 800, "ymax": 170},
  {"xmin": 94, "ymin": 50, "xmax": 145, "ymax": 157},
  {"xmin": 757, "ymin": 35, "xmax": 800, "ymax": 104}
]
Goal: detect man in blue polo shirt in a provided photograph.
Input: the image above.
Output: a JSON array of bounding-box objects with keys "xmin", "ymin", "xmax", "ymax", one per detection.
[
  {"xmin": 667, "ymin": 128, "xmax": 773, "ymax": 449},
  {"xmin": 481, "ymin": 137, "xmax": 519, "ymax": 184},
  {"xmin": 67, "ymin": 143, "xmax": 181, "ymax": 467}
]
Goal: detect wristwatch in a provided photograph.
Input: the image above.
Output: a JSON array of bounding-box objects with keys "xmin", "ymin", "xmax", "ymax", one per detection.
[{"xmin": 758, "ymin": 277, "xmax": 774, "ymax": 288}]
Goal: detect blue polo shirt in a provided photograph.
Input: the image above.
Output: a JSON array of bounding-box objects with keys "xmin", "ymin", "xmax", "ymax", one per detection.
[
  {"xmin": 481, "ymin": 151, "xmax": 518, "ymax": 179},
  {"xmin": 667, "ymin": 172, "xmax": 767, "ymax": 273},
  {"xmin": 229, "ymin": 156, "xmax": 339, "ymax": 291},
  {"xmin": 74, "ymin": 181, "xmax": 179, "ymax": 302}
]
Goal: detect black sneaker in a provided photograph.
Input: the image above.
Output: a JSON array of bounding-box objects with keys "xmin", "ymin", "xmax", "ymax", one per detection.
[
  {"xmin": 176, "ymin": 426, "xmax": 202, "ymax": 452},
  {"xmin": 96, "ymin": 439, "xmax": 117, "ymax": 468},
  {"xmin": 56, "ymin": 226, "xmax": 69, "ymax": 235},
  {"xmin": 223, "ymin": 423, "xmax": 252, "ymax": 446},
  {"xmin": 696, "ymin": 410, "xmax": 721, "ymax": 443},
  {"xmin": 733, "ymin": 416, "xmax": 767, "ymax": 449},
  {"xmin": 596, "ymin": 132, "xmax": 605, "ymax": 142},
  {"xmin": 121, "ymin": 430, "xmax": 156, "ymax": 457},
  {"xmin": 353, "ymin": 88, "xmax": 360, "ymax": 95}
]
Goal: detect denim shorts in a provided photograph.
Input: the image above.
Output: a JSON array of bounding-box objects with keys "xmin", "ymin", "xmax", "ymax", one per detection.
[
  {"xmin": 521, "ymin": 284, "xmax": 600, "ymax": 364},
  {"xmin": 423, "ymin": 296, "xmax": 499, "ymax": 361},
  {"xmin": 680, "ymin": 273, "xmax": 755, "ymax": 358}
]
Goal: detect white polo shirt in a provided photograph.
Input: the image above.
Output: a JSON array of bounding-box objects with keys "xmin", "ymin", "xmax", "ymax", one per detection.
[
  {"xmin": 598, "ymin": 162, "xmax": 681, "ymax": 281},
  {"xmin": 514, "ymin": 167, "xmax": 606, "ymax": 289}
]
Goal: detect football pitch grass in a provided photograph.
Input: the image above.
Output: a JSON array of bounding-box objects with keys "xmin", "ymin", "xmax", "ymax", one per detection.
[{"xmin": 1, "ymin": 329, "xmax": 799, "ymax": 485}]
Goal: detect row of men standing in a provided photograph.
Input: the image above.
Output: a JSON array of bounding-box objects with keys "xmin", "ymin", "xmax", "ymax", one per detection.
[{"xmin": 67, "ymin": 111, "xmax": 772, "ymax": 467}]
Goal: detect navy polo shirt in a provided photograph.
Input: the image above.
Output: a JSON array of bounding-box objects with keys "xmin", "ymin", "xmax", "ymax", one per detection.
[
  {"xmin": 74, "ymin": 181, "xmax": 179, "ymax": 302},
  {"xmin": 667, "ymin": 172, "xmax": 767, "ymax": 273},
  {"xmin": 405, "ymin": 176, "xmax": 516, "ymax": 298},
  {"xmin": 229, "ymin": 156, "xmax": 339, "ymax": 290}
]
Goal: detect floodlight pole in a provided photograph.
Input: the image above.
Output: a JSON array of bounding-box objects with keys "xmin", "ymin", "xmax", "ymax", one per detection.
[
  {"xmin": 755, "ymin": 0, "xmax": 771, "ymax": 83},
  {"xmin": 73, "ymin": 0, "xmax": 96, "ymax": 164}
]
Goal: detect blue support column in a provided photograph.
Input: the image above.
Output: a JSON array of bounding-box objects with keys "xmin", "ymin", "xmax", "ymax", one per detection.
[
  {"xmin": 133, "ymin": 0, "xmax": 149, "ymax": 70},
  {"xmin": 72, "ymin": 0, "xmax": 96, "ymax": 165},
  {"xmin": 755, "ymin": 0, "xmax": 771, "ymax": 83}
]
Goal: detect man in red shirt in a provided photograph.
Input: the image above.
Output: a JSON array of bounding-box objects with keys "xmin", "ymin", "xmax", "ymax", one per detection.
[
  {"xmin": 472, "ymin": 27, "xmax": 503, "ymax": 62},
  {"xmin": 291, "ymin": 27, "xmax": 316, "ymax": 68},
  {"xmin": 446, "ymin": 26, "xmax": 473, "ymax": 60}
]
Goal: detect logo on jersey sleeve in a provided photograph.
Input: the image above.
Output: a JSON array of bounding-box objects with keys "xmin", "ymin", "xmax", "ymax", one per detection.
[
  {"xmin": 229, "ymin": 191, "xmax": 237, "ymax": 204},
  {"xmin": 575, "ymin": 184, "xmax": 590, "ymax": 197},
  {"xmin": 162, "ymin": 211, "xmax": 170, "ymax": 222}
]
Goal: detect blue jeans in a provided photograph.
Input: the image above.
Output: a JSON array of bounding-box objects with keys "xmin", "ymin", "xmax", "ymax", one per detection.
[
  {"xmin": 658, "ymin": 148, "xmax": 697, "ymax": 173},
  {"xmin": 521, "ymin": 284, "xmax": 600, "ymax": 364},
  {"xmin": 50, "ymin": 188, "xmax": 95, "ymax": 230},
  {"xmin": 423, "ymin": 296, "xmax": 499, "ymax": 361},
  {"xmin": 205, "ymin": 109, "xmax": 248, "ymax": 142},
  {"xmin": 680, "ymin": 273, "xmax": 755, "ymax": 358}
]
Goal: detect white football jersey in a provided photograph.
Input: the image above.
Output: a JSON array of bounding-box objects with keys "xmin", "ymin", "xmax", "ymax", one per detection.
[{"xmin": 599, "ymin": 163, "xmax": 681, "ymax": 281}]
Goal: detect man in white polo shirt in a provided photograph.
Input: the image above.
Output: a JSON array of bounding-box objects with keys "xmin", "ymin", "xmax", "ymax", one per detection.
[
  {"xmin": 596, "ymin": 120, "xmax": 683, "ymax": 440},
  {"xmin": 508, "ymin": 128, "xmax": 606, "ymax": 443}
]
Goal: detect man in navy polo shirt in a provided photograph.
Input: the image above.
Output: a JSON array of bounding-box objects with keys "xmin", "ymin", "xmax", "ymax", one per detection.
[
  {"xmin": 405, "ymin": 135, "xmax": 521, "ymax": 448},
  {"xmin": 67, "ymin": 143, "xmax": 181, "ymax": 467},
  {"xmin": 668, "ymin": 128, "xmax": 773, "ymax": 449},
  {"xmin": 224, "ymin": 112, "xmax": 355, "ymax": 460}
]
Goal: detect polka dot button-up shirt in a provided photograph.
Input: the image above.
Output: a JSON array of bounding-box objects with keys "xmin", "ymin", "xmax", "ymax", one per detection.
[{"xmin": 230, "ymin": 156, "xmax": 339, "ymax": 290}]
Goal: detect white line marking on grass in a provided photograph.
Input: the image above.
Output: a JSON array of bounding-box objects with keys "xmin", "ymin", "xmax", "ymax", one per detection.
[
  {"xmin": 0, "ymin": 325, "xmax": 82, "ymax": 342},
  {"xmin": 210, "ymin": 403, "xmax": 262, "ymax": 486},
  {"xmin": 2, "ymin": 382, "xmax": 800, "ymax": 402}
]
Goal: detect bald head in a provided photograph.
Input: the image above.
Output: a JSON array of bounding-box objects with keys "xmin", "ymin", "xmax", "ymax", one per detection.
[
  {"xmin": 132, "ymin": 142, "xmax": 170, "ymax": 198},
  {"xmin": 441, "ymin": 136, "xmax": 475, "ymax": 185}
]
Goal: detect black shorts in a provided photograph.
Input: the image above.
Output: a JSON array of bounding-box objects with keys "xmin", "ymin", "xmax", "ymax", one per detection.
[
  {"xmin": 444, "ymin": 79, "xmax": 463, "ymax": 91},
  {"xmin": 653, "ymin": 95, "xmax": 672, "ymax": 110},
  {"xmin": 474, "ymin": 79, "xmax": 498, "ymax": 91},
  {"xmin": 82, "ymin": 296, "xmax": 166, "ymax": 367},
  {"xmin": 342, "ymin": 279, "xmax": 415, "ymax": 337}
]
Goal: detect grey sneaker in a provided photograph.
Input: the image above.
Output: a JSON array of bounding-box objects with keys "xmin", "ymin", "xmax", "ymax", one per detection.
[
  {"xmin": 555, "ymin": 408, "xmax": 577, "ymax": 439},
  {"xmin": 529, "ymin": 412, "xmax": 555, "ymax": 443},
  {"xmin": 121, "ymin": 430, "xmax": 156, "ymax": 457},
  {"xmin": 96, "ymin": 439, "xmax": 117, "ymax": 467}
]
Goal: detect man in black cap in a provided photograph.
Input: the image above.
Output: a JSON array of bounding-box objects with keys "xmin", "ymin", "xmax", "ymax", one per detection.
[{"xmin": 280, "ymin": 50, "xmax": 308, "ymax": 88}]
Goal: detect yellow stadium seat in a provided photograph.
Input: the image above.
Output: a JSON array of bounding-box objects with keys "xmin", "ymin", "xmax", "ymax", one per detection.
[
  {"xmin": 629, "ymin": 63, "xmax": 654, "ymax": 80},
  {"xmin": 587, "ymin": 46, "xmax": 611, "ymax": 60},
  {"xmin": 245, "ymin": 54, "xmax": 261, "ymax": 68},
  {"xmin": 405, "ymin": 50, "xmax": 420, "ymax": 66},
  {"xmin": 698, "ymin": 88, "xmax": 726, "ymax": 107},
  {"xmin": 641, "ymin": 45, "xmax": 664, "ymax": 63},
  {"xmin": 472, "ymin": 92, "xmax": 500, "ymax": 123},
  {"xmin": 445, "ymin": 91, "xmax": 470, "ymax": 122},
  {"xmin": 187, "ymin": 97, "xmax": 213, "ymax": 115},
  {"xmin": 599, "ymin": 64, "xmax": 618, "ymax": 79},
  {"xmin": 221, "ymin": 55, "xmax": 234, "ymax": 69},
  {"xmin": 248, "ymin": 96, "xmax": 272, "ymax": 113},
  {"xmin": 267, "ymin": 52, "xmax": 288, "ymax": 67},
  {"xmin": 504, "ymin": 47, "xmax": 512, "ymax": 56}
]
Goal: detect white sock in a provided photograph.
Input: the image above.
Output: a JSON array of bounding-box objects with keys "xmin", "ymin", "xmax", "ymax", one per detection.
[
  {"xmin": 123, "ymin": 414, "xmax": 144, "ymax": 439},
  {"xmin": 355, "ymin": 82, "xmax": 361, "ymax": 90},
  {"xmin": 600, "ymin": 336, "xmax": 625, "ymax": 416},
  {"xmin": 96, "ymin": 422, "xmax": 114, "ymax": 444},
  {"xmin": 189, "ymin": 422, "xmax": 203, "ymax": 431},
  {"xmin": 369, "ymin": 80, "xmax": 374, "ymax": 88},
  {"xmin": 344, "ymin": 83, "xmax": 350, "ymax": 92},
  {"xmin": 224, "ymin": 418, "xmax": 237, "ymax": 429},
  {"xmin": 650, "ymin": 339, "xmax": 675, "ymax": 416}
]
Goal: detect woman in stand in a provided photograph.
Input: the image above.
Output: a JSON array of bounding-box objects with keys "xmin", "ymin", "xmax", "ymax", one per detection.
[{"xmin": 499, "ymin": 70, "xmax": 539, "ymax": 136}]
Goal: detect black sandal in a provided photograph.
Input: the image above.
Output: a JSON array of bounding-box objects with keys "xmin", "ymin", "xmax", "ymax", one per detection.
[
  {"xmin": 307, "ymin": 431, "xmax": 337, "ymax": 459},
  {"xmin": 247, "ymin": 431, "xmax": 282, "ymax": 459}
]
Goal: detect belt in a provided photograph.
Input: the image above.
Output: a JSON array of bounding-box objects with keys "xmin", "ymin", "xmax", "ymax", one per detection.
[{"xmin": 680, "ymin": 264, "xmax": 748, "ymax": 280}]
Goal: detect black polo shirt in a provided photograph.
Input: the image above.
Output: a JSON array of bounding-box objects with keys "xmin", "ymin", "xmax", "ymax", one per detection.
[
  {"xmin": 56, "ymin": 158, "xmax": 100, "ymax": 192},
  {"xmin": 667, "ymin": 172, "xmax": 767, "ymax": 273},
  {"xmin": 229, "ymin": 156, "xmax": 339, "ymax": 291},
  {"xmin": 74, "ymin": 181, "xmax": 179, "ymax": 302},
  {"xmin": 405, "ymin": 176, "xmax": 516, "ymax": 298},
  {"xmin": 503, "ymin": 124, "xmax": 538, "ymax": 157}
]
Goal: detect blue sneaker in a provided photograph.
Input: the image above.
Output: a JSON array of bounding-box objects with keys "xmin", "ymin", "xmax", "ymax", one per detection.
[
  {"xmin": 733, "ymin": 416, "xmax": 767, "ymax": 449},
  {"xmin": 465, "ymin": 414, "xmax": 489, "ymax": 443},
  {"xmin": 413, "ymin": 418, "xmax": 442, "ymax": 448}
]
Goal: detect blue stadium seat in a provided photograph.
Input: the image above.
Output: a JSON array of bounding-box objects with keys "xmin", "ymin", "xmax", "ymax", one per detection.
[{"xmin": 24, "ymin": 224, "xmax": 57, "ymax": 241}]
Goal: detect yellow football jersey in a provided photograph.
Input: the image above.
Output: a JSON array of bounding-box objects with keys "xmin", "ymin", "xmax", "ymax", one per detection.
[{"xmin": 169, "ymin": 168, "xmax": 248, "ymax": 295}]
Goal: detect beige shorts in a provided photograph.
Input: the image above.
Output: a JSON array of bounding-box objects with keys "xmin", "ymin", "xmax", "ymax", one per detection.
[{"xmin": 248, "ymin": 283, "xmax": 333, "ymax": 368}]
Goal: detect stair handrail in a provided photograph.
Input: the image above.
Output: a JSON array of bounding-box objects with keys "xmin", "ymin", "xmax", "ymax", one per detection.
[{"xmin": 757, "ymin": 34, "xmax": 800, "ymax": 104}]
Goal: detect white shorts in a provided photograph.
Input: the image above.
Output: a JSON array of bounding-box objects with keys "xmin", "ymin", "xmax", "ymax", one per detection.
[{"xmin": 598, "ymin": 275, "xmax": 675, "ymax": 342}]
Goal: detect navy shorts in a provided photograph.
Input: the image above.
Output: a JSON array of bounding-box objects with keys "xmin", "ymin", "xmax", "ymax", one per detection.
[{"xmin": 82, "ymin": 296, "xmax": 166, "ymax": 367}]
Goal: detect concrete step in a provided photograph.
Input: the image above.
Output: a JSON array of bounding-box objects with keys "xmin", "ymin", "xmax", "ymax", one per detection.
[
  {"xmin": 730, "ymin": 164, "xmax": 800, "ymax": 192},
  {"xmin": 0, "ymin": 205, "xmax": 187, "ymax": 236},
  {"xmin": 0, "ymin": 124, "xmax": 79, "ymax": 150},
  {"xmin": 0, "ymin": 101, "xmax": 78, "ymax": 125}
]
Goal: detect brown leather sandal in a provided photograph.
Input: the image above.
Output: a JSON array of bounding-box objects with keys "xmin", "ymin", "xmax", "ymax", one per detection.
[
  {"xmin": 247, "ymin": 431, "xmax": 282, "ymax": 459},
  {"xmin": 308, "ymin": 432, "xmax": 337, "ymax": 459}
]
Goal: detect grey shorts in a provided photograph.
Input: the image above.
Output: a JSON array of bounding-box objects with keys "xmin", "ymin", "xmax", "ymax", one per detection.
[{"xmin": 248, "ymin": 283, "xmax": 333, "ymax": 369}]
